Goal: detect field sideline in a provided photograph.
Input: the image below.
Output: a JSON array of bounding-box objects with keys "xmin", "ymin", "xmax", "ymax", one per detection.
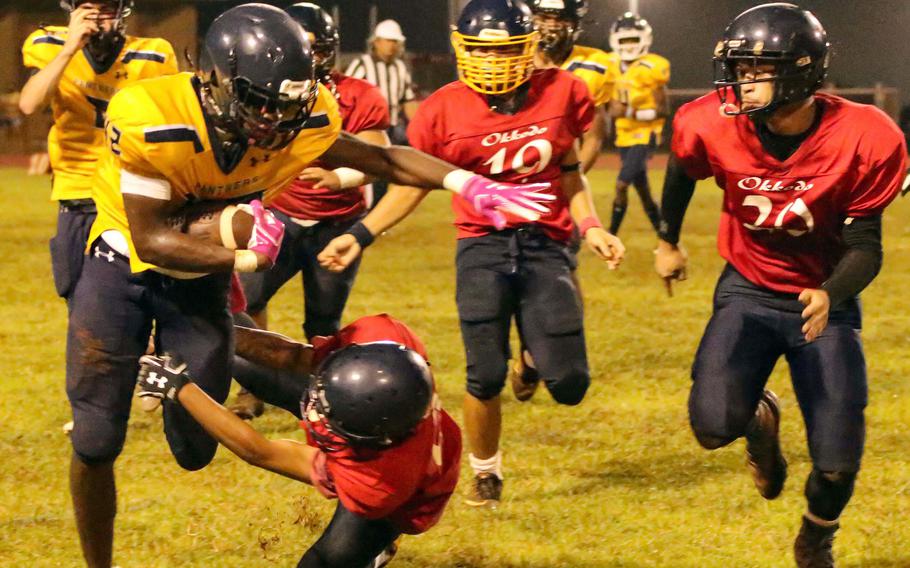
[{"xmin": 1, "ymin": 166, "xmax": 909, "ymax": 567}]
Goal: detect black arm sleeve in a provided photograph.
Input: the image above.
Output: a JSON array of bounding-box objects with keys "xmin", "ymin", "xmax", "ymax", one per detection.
[
  {"xmin": 821, "ymin": 215, "xmax": 883, "ymax": 307},
  {"xmin": 657, "ymin": 155, "xmax": 697, "ymax": 245}
]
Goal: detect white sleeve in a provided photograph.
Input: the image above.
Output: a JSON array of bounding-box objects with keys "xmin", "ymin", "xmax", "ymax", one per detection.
[{"xmin": 120, "ymin": 169, "xmax": 171, "ymax": 200}]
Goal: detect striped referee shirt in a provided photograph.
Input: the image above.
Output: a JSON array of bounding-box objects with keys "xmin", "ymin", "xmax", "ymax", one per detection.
[{"xmin": 345, "ymin": 53, "xmax": 415, "ymax": 127}]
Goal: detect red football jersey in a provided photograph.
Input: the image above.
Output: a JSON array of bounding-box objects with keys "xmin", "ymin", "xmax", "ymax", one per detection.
[
  {"xmin": 408, "ymin": 68, "xmax": 594, "ymax": 242},
  {"xmin": 673, "ymin": 92, "xmax": 906, "ymax": 293},
  {"xmin": 305, "ymin": 314, "xmax": 462, "ymax": 535},
  {"xmin": 270, "ymin": 72, "xmax": 390, "ymax": 221}
]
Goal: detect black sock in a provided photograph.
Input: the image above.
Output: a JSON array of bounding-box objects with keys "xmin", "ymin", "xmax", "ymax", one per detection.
[{"xmin": 610, "ymin": 204, "xmax": 627, "ymax": 235}]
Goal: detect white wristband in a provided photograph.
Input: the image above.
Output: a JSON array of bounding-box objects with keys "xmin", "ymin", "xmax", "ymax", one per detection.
[
  {"xmin": 442, "ymin": 169, "xmax": 476, "ymax": 194},
  {"xmin": 634, "ymin": 108, "xmax": 658, "ymax": 121},
  {"xmin": 333, "ymin": 167, "xmax": 367, "ymax": 189},
  {"xmin": 233, "ymin": 249, "xmax": 259, "ymax": 273},
  {"xmin": 219, "ymin": 205, "xmax": 239, "ymax": 250}
]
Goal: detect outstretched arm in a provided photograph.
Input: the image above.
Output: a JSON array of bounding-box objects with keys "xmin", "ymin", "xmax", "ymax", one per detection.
[
  {"xmin": 234, "ymin": 325, "xmax": 314, "ymax": 376},
  {"xmin": 137, "ymin": 355, "xmax": 317, "ymax": 483}
]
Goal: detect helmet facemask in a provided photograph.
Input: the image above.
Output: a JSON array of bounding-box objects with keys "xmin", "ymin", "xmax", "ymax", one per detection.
[
  {"xmin": 713, "ymin": 46, "xmax": 828, "ymax": 117},
  {"xmin": 62, "ymin": 0, "xmax": 132, "ymax": 60},
  {"xmin": 532, "ymin": 11, "xmax": 579, "ymax": 59},
  {"xmin": 452, "ymin": 28, "xmax": 539, "ymax": 96},
  {"xmin": 199, "ymin": 54, "xmax": 319, "ymax": 151},
  {"xmin": 609, "ymin": 27, "xmax": 651, "ymax": 62}
]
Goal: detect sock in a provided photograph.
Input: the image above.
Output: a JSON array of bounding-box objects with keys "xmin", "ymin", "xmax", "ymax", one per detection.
[
  {"xmin": 469, "ymin": 451, "xmax": 503, "ymax": 480},
  {"xmin": 609, "ymin": 204, "xmax": 627, "ymax": 235}
]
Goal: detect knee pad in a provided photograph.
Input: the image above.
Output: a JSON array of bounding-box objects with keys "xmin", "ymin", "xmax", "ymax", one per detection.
[
  {"xmin": 546, "ymin": 369, "xmax": 589, "ymax": 406},
  {"xmin": 465, "ymin": 362, "xmax": 508, "ymax": 400},
  {"xmin": 805, "ymin": 469, "xmax": 857, "ymax": 522},
  {"xmin": 70, "ymin": 413, "xmax": 126, "ymax": 465}
]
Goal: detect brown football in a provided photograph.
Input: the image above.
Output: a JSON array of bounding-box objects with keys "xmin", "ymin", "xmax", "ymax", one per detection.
[{"xmin": 168, "ymin": 201, "xmax": 255, "ymax": 250}]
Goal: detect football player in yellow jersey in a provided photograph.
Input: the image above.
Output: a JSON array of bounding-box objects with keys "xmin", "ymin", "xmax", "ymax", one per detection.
[
  {"xmin": 66, "ymin": 5, "xmax": 553, "ymax": 566},
  {"xmin": 19, "ymin": 0, "xmax": 177, "ymax": 302},
  {"xmin": 530, "ymin": 0, "xmax": 614, "ymax": 173},
  {"xmin": 606, "ymin": 12, "xmax": 670, "ymax": 236}
]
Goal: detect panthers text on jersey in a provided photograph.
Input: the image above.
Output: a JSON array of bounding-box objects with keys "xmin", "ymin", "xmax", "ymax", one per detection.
[
  {"xmin": 267, "ymin": 71, "xmax": 390, "ymax": 221},
  {"xmin": 673, "ymin": 92, "xmax": 907, "ymax": 294},
  {"xmin": 610, "ymin": 52, "xmax": 670, "ymax": 147},
  {"xmin": 22, "ymin": 26, "xmax": 178, "ymax": 201},
  {"xmin": 88, "ymin": 72, "xmax": 342, "ymax": 273},
  {"xmin": 560, "ymin": 44, "xmax": 617, "ymax": 107},
  {"xmin": 305, "ymin": 314, "xmax": 462, "ymax": 535},
  {"xmin": 408, "ymin": 68, "xmax": 593, "ymax": 242}
]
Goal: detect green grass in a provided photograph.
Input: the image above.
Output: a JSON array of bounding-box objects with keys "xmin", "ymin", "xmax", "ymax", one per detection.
[{"xmin": 1, "ymin": 166, "xmax": 909, "ymax": 567}]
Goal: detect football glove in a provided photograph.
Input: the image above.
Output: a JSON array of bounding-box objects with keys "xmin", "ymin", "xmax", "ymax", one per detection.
[{"xmin": 137, "ymin": 353, "xmax": 191, "ymax": 401}]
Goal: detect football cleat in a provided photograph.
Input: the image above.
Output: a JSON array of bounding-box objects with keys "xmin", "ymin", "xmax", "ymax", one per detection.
[
  {"xmin": 508, "ymin": 354, "xmax": 541, "ymax": 402},
  {"xmin": 229, "ymin": 389, "xmax": 265, "ymax": 420},
  {"xmin": 465, "ymin": 473, "xmax": 503, "ymax": 509},
  {"xmin": 745, "ymin": 390, "xmax": 787, "ymax": 500},
  {"xmin": 794, "ymin": 516, "xmax": 837, "ymax": 568},
  {"xmin": 370, "ymin": 538, "xmax": 400, "ymax": 568}
]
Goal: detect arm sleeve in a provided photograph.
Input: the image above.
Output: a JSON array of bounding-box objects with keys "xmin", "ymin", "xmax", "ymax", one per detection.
[
  {"xmin": 105, "ymin": 89, "xmax": 171, "ymax": 190},
  {"xmin": 21, "ymin": 29, "xmax": 60, "ymax": 70},
  {"xmin": 159, "ymin": 40, "xmax": 180, "ymax": 75},
  {"xmin": 346, "ymin": 83, "xmax": 391, "ymax": 133},
  {"xmin": 657, "ymin": 155, "xmax": 697, "ymax": 245},
  {"xmin": 569, "ymin": 78, "xmax": 596, "ymax": 137},
  {"xmin": 405, "ymin": 100, "xmax": 438, "ymax": 155},
  {"xmin": 669, "ymin": 104, "xmax": 713, "ymax": 180},
  {"xmin": 846, "ymin": 132, "xmax": 907, "ymax": 216},
  {"xmin": 821, "ymin": 215, "xmax": 883, "ymax": 307}
]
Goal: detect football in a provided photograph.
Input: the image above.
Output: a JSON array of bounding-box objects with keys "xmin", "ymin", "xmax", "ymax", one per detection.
[{"xmin": 168, "ymin": 201, "xmax": 256, "ymax": 250}]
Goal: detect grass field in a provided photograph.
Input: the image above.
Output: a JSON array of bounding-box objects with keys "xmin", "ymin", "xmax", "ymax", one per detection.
[{"xmin": 1, "ymin": 165, "xmax": 909, "ymax": 567}]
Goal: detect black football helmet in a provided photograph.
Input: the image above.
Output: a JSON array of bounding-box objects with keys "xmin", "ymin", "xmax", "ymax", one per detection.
[
  {"xmin": 198, "ymin": 3, "xmax": 319, "ymax": 151},
  {"xmin": 60, "ymin": 0, "xmax": 133, "ymax": 57},
  {"xmin": 285, "ymin": 3, "xmax": 340, "ymax": 85},
  {"xmin": 714, "ymin": 3, "xmax": 829, "ymax": 116},
  {"xmin": 303, "ymin": 343, "xmax": 434, "ymax": 450},
  {"xmin": 528, "ymin": 0, "xmax": 587, "ymax": 58},
  {"xmin": 451, "ymin": 0, "xmax": 539, "ymax": 95}
]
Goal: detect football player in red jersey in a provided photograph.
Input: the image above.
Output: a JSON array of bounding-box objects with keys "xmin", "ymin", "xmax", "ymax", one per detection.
[
  {"xmin": 231, "ymin": 3, "xmax": 393, "ymax": 420},
  {"xmin": 654, "ymin": 5, "xmax": 906, "ymax": 566},
  {"xmin": 318, "ymin": 0, "xmax": 624, "ymax": 508},
  {"xmin": 138, "ymin": 314, "xmax": 461, "ymax": 568}
]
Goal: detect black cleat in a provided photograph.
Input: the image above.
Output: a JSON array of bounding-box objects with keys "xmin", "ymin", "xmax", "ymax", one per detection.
[
  {"xmin": 508, "ymin": 353, "xmax": 541, "ymax": 402},
  {"xmin": 794, "ymin": 516, "xmax": 838, "ymax": 568},
  {"xmin": 465, "ymin": 473, "xmax": 502, "ymax": 509},
  {"xmin": 371, "ymin": 538, "xmax": 400, "ymax": 568},
  {"xmin": 745, "ymin": 390, "xmax": 787, "ymax": 500}
]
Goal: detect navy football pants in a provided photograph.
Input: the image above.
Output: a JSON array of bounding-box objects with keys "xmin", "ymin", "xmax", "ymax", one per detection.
[
  {"xmin": 689, "ymin": 265, "xmax": 867, "ymax": 472},
  {"xmin": 50, "ymin": 201, "xmax": 96, "ymax": 301},
  {"xmin": 456, "ymin": 229, "xmax": 589, "ymax": 405},
  {"xmin": 67, "ymin": 239, "xmax": 233, "ymax": 469}
]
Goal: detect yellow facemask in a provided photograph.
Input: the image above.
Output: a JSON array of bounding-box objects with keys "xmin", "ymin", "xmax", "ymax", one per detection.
[{"xmin": 451, "ymin": 29, "xmax": 539, "ymax": 95}]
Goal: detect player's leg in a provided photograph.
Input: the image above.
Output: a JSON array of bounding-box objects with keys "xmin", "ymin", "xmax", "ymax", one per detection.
[
  {"xmin": 630, "ymin": 142, "xmax": 661, "ymax": 233},
  {"xmin": 785, "ymin": 301, "xmax": 866, "ymax": 567},
  {"xmin": 297, "ymin": 502, "xmax": 400, "ymax": 568},
  {"xmin": 610, "ymin": 146, "xmax": 637, "ymax": 235},
  {"xmin": 233, "ymin": 211, "xmax": 305, "ymax": 418},
  {"xmin": 456, "ymin": 234, "xmax": 516, "ymax": 507},
  {"xmin": 688, "ymin": 266, "xmax": 789, "ymax": 498},
  {"xmin": 299, "ymin": 218, "xmax": 363, "ymax": 339},
  {"xmin": 49, "ymin": 201, "xmax": 97, "ymax": 303},
  {"xmin": 516, "ymin": 231, "xmax": 589, "ymax": 406},
  {"xmin": 152, "ymin": 272, "xmax": 234, "ymax": 471},
  {"xmin": 67, "ymin": 239, "xmax": 153, "ymax": 567}
]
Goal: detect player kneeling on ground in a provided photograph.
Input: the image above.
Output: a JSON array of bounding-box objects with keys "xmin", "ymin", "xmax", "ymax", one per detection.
[
  {"xmin": 319, "ymin": 0, "xmax": 624, "ymax": 508},
  {"xmin": 655, "ymin": 4, "xmax": 906, "ymax": 567},
  {"xmin": 138, "ymin": 314, "xmax": 461, "ymax": 568}
]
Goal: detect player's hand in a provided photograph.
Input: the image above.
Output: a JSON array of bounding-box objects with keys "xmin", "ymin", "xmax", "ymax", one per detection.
[
  {"xmin": 458, "ymin": 175, "xmax": 556, "ymax": 230},
  {"xmin": 64, "ymin": 5, "xmax": 101, "ymax": 55},
  {"xmin": 585, "ymin": 227, "xmax": 625, "ymax": 270},
  {"xmin": 137, "ymin": 353, "xmax": 191, "ymax": 401},
  {"xmin": 246, "ymin": 200, "xmax": 285, "ymax": 269},
  {"xmin": 297, "ymin": 167, "xmax": 342, "ymax": 190},
  {"xmin": 317, "ymin": 233, "xmax": 361, "ymax": 273},
  {"xmin": 798, "ymin": 288, "xmax": 830, "ymax": 343},
  {"xmin": 655, "ymin": 240, "xmax": 688, "ymax": 297}
]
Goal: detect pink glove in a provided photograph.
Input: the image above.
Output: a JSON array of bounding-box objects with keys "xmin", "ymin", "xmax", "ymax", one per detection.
[
  {"xmin": 459, "ymin": 175, "xmax": 555, "ymax": 230},
  {"xmin": 247, "ymin": 200, "xmax": 285, "ymax": 264}
]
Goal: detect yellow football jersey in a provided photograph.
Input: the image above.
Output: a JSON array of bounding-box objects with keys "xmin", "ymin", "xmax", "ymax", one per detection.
[
  {"xmin": 89, "ymin": 72, "xmax": 342, "ymax": 273},
  {"xmin": 561, "ymin": 44, "xmax": 617, "ymax": 107},
  {"xmin": 610, "ymin": 53, "xmax": 671, "ymax": 147},
  {"xmin": 21, "ymin": 26, "xmax": 178, "ymax": 201}
]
